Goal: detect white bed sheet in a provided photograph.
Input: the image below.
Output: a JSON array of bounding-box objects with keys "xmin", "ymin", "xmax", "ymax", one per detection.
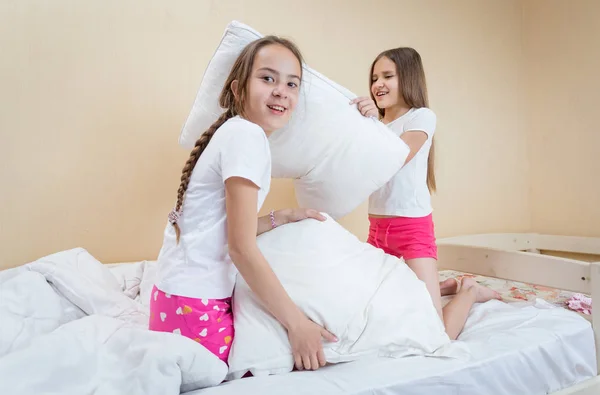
[{"xmin": 189, "ymin": 299, "xmax": 597, "ymax": 395}]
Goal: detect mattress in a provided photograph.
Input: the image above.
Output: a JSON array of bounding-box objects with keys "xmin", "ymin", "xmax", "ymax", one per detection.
[{"xmin": 188, "ymin": 299, "xmax": 597, "ymax": 395}]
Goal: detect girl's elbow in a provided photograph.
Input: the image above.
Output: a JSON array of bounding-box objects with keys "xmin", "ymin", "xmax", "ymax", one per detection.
[{"xmin": 228, "ymin": 240, "xmax": 257, "ymax": 262}]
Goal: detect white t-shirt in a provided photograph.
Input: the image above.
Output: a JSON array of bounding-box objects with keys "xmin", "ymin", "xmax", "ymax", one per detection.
[
  {"xmin": 156, "ymin": 116, "xmax": 271, "ymax": 299},
  {"xmin": 368, "ymin": 107, "xmax": 436, "ymax": 218}
]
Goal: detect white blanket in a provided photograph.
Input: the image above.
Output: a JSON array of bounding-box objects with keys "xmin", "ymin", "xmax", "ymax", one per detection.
[{"xmin": 0, "ymin": 248, "xmax": 227, "ymax": 395}]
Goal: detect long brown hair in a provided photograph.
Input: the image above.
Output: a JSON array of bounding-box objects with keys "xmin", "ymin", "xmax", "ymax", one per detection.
[
  {"xmin": 369, "ymin": 47, "xmax": 436, "ymax": 193},
  {"xmin": 170, "ymin": 36, "xmax": 304, "ymax": 242}
]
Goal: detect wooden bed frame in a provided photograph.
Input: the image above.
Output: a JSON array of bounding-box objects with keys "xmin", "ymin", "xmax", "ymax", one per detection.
[{"xmin": 437, "ymin": 233, "xmax": 600, "ymax": 395}]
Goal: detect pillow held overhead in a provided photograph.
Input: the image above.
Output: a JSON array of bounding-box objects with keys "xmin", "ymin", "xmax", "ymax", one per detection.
[{"xmin": 179, "ymin": 21, "xmax": 409, "ymax": 219}]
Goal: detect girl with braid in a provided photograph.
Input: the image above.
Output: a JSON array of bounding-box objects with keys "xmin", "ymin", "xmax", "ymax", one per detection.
[{"xmin": 149, "ymin": 36, "xmax": 337, "ymax": 371}]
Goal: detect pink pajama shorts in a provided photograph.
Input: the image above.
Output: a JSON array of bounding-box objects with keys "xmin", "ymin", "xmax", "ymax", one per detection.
[
  {"xmin": 367, "ymin": 214, "xmax": 438, "ymax": 260},
  {"xmin": 148, "ymin": 285, "xmax": 234, "ymax": 363}
]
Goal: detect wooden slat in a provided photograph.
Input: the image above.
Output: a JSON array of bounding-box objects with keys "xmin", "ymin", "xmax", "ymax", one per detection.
[
  {"xmin": 550, "ymin": 376, "xmax": 600, "ymax": 395},
  {"xmin": 438, "ymin": 244, "xmax": 591, "ymax": 293},
  {"xmin": 439, "ymin": 233, "xmax": 600, "ymax": 256},
  {"xmin": 591, "ymin": 262, "xmax": 600, "ymax": 375},
  {"xmin": 437, "ymin": 233, "xmax": 535, "ymax": 251},
  {"xmin": 533, "ymin": 234, "xmax": 600, "ymax": 256}
]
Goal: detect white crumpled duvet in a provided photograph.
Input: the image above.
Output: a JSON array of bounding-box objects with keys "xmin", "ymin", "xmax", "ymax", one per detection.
[
  {"xmin": 0, "ymin": 248, "xmax": 227, "ymax": 395},
  {"xmin": 2, "ymin": 246, "xmax": 595, "ymax": 395}
]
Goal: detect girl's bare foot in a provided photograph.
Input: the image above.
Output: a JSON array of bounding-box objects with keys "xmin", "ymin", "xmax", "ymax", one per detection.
[
  {"xmin": 461, "ymin": 277, "xmax": 502, "ymax": 303},
  {"xmin": 439, "ymin": 278, "xmax": 460, "ymax": 296}
]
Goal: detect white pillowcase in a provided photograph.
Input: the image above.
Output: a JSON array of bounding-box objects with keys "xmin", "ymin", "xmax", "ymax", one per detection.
[
  {"xmin": 179, "ymin": 21, "xmax": 409, "ymax": 219},
  {"xmin": 226, "ymin": 214, "xmax": 450, "ymax": 379}
]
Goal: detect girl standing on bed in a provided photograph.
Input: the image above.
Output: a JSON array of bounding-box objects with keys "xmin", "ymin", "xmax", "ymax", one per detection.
[
  {"xmin": 352, "ymin": 47, "xmax": 501, "ymax": 340},
  {"xmin": 149, "ymin": 36, "xmax": 337, "ymax": 370}
]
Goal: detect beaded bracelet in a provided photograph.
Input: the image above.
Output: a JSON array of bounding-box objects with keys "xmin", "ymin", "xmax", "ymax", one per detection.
[{"xmin": 269, "ymin": 209, "xmax": 277, "ymax": 229}]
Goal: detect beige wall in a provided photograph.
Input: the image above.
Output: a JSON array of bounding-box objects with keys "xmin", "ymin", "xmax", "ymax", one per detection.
[
  {"xmin": 523, "ymin": 0, "xmax": 600, "ymax": 238},
  {"xmin": 0, "ymin": 0, "xmax": 536, "ymax": 269}
]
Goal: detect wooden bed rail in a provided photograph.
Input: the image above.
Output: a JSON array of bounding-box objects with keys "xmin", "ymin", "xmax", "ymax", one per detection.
[
  {"xmin": 592, "ymin": 262, "xmax": 600, "ymax": 376},
  {"xmin": 439, "ymin": 233, "xmax": 600, "ymax": 256},
  {"xmin": 437, "ymin": 244, "xmax": 591, "ymax": 293}
]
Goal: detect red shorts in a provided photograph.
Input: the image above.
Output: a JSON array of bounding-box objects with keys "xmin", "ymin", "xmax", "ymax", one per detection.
[{"xmin": 367, "ymin": 214, "xmax": 438, "ymax": 260}]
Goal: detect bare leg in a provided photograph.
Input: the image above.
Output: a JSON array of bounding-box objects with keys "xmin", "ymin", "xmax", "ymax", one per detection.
[
  {"xmin": 406, "ymin": 259, "xmax": 501, "ymax": 340},
  {"xmin": 442, "ymin": 278, "xmax": 502, "ymax": 339},
  {"xmin": 406, "ymin": 258, "xmax": 445, "ymax": 320}
]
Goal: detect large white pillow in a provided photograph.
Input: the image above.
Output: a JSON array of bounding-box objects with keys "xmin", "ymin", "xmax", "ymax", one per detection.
[
  {"xmin": 226, "ymin": 214, "xmax": 450, "ymax": 379},
  {"xmin": 179, "ymin": 21, "xmax": 409, "ymax": 219}
]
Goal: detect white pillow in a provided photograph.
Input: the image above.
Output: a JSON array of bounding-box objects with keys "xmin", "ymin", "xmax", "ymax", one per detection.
[
  {"xmin": 226, "ymin": 214, "xmax": 450, "ymax": 379},
  {"xmin": 179, "ymin": 21, "xmax": 409, "ymax": 219}
]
